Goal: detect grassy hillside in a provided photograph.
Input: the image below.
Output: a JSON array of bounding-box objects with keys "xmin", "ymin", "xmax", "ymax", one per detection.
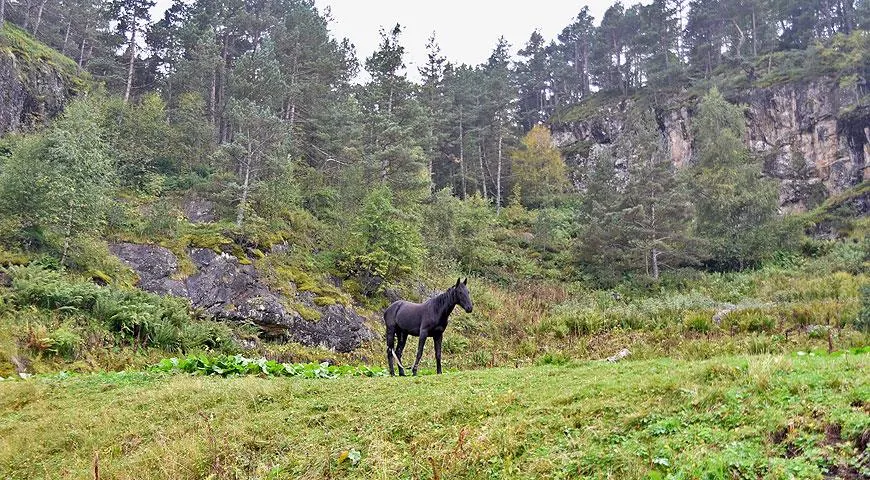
[{"xmin": 1, "ymin": 352, "xmax": 867, "ymax": 479}]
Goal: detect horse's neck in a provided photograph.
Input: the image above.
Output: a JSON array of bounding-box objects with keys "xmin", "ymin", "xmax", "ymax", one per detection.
[{"xmin": 433, "ymin": 291, "xmax": 456, "ymax": 320}]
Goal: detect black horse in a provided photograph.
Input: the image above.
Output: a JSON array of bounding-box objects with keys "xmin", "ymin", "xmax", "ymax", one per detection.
[{"xmin": 383, "ymin": 278, "xmax": 473, "ymax": 376}]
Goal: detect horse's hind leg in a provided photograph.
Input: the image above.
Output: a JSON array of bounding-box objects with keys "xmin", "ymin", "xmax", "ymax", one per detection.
[
  {"xmin": 395, "ymin": 332, "xmax": 408, "ymax": 376},
  {"xmin": 386, "ymin": 326, "xmax": 396, "ymax": 376}
]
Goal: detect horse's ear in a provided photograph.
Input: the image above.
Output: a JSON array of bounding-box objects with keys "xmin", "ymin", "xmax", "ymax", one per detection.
[
  {"xmin": 455, "ymin": 277, "xmax": 461, "ymax": 287},
  {"xmin": 463, "ymin": 277, "xmax": 468, "ymax": 285}
]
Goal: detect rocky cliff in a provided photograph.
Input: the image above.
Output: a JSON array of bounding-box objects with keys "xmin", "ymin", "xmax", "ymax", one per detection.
[
  {"xmin": 0, "ymin": 22, "xmax": 86, "ymax": 134},
  {"xmin": 110, "ymin": 242, "xmax": 376, "ymax": 353},
  {"xmin": 552, "ymin": 78, "xmax": 869, "ymax": 212}
]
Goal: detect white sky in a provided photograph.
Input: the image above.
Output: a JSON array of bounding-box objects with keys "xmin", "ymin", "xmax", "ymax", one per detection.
[{"xmin": 153, "ymin": 0, "xmax": 618, "ymax": 81}]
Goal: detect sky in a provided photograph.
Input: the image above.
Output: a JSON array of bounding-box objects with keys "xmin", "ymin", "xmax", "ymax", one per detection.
[{"xmin": 152, "ymin": 0, "xmax": 617, "ymax": 81}]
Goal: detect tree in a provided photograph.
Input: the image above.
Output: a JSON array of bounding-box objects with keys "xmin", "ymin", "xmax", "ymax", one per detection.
[
  {"xmin": 343, "ymin": 185, "xmax": 424, "ymax": 291},
  {"xmin": 418, "ymin": 32, "xmax": 449, "ymax": 193},
  {"xmin": 0, "ymin": 99, "xmax": 114, "ymax": 261},
  {"xmin": 104, "ymin": 94, "xmax": 173, "ymax": 192},
  {"xmin": 109, "ymin": 0, "xmax": 155, "ymax": 103},
  {"xmin": 483, "ymin": 37, "xmax": 516, "ymax": 213},
  {"xmin": 553, "ymin": 7, "xmax": 596, "ymax": 103},
  {"xmin": 617, "ymin": 108, "xmax": 694, "ymax": 278},
  {"xmin": 690, "ymin": 88, "xmax": 779, "ymax": 269},
  {"xmin": 224, "ymin": 99, "xmax": 288, "ymax": 229},
  {"xmin": 509, "ymin": 125, "xmax": 567, "ymax": 208},
  {"xmin": 360, "ymin": 24, "xmax": 429, "ymax": 201},
  {"xmin": 516, "ymin": 30, "xmax": 551, "ymax": 131}
]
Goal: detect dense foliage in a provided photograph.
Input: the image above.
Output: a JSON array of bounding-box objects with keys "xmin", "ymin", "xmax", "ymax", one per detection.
[
  {"xmin": 1, "ymin": 0, "xmax": 866, "ymax": 284},
  {"xmin": 0, "ymin": 1, "xmax": 866, "ymax": 377}
]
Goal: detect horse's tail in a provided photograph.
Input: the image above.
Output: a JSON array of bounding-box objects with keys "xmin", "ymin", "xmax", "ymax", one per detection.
[{"xmin": 384, "ymin": 301, "xmax": 402, "ymax": 376}]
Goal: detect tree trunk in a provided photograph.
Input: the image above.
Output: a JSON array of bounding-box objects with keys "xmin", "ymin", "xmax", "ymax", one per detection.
[
  {"xmin": 218, "ymin": 32, "xmax": 230, "ymax": 143},
  {"xmin": 751, "ymin": 8, "xmax": 757, "ymax": 57},
  {"xmin": 209, "ymin": 66, "xmax": 217, "ymax": 125},
  {"xmin": 478, "ymin": 141, "xmax": 487, "ymax": 200},
  {"xmin": 60, "ymin": 201, "xmax": 74, "ymax": 266},
  {"xmin": 61, "ymin": 19, "xmax": 72, "ymax": 56},
  {"xmin": 236, "ymin": 140, "xmax": 253, "ymax": 228},
  {"xmin": 459, "ymin": 108, "xmax": 466, "ymax": 200},
  {"xmin": 289, "ymin": 103, "xmax": 296, "ymax": 139},
  {"xmin": 496, "ymin": 121, "xmax": 503, "ymax": 213},
  {"xmin": 78, "ymin": 22, "xmax": 89, "ymax": 69},
  {"xmin": 33, "ymin": 0, "xmax": 47, "ymax": 35},
  {"xmin": 651, "ymin": 247, "xmax": 660, "ymax": 279},
  {"xmin": 124, "ymin": 20, "xmax": 138, "ymax": 103},
  {"xmin": 23, "ymin": 0, "xmax": 32, "ymax": 31}
]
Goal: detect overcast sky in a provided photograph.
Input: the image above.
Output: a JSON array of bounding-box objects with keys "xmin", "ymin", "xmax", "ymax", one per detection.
[{"xmin": 153, "ymin": 0, "xmax": 617, "ymax": 81}]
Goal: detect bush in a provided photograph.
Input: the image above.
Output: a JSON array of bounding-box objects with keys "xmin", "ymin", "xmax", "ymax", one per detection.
[
  {"xmin": 683, "ymin": 311, "xmax": 713, "ymax": 333},
  {"xmin": 5, "ymin": 264, "xmax": 225, "ymax": 352},
  {"xmin": 341, "ymin": 186, "xmax": 424, "ymax": 289},
  {"xmin": 46, "ymin": 326, "xmax": 82, "ymax": 359},
  {"xmin": 857, "ymin": 285, "xmax": 870, "ymax": 332}
]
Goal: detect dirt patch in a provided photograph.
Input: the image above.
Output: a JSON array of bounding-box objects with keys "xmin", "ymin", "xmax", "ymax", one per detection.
[
  {"xmin": 770, "ymin": 425, "xmax": 790, "ymax": 445},
  {"xmin": 856, "ymin": 428, "xmax": 869, "ymax": 453},
  {"xmin": 823, "ymin": 423, "xmax": 843, "ymax": 446}
]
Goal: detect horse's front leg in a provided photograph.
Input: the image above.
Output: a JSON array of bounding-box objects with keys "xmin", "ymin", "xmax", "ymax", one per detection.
[{"xmin": 412, "ymin": 330, "xmax": 428, "ymax": 376}]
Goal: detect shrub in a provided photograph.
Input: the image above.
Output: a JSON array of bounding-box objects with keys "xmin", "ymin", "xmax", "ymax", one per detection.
[
  {"xmin": 683, "ymin": 311, "xmax": 713, "ymax": 333},
  {"xmin": 46, "ymin": 326, "xmax": 82, "ymax": 359},
  {"xmin": 859, "ymin": 285, "xmax": 870, "ymax": 332},
  {"xmin": 5, "ymin": 264, "xmax": 224, "ymax": 352}
]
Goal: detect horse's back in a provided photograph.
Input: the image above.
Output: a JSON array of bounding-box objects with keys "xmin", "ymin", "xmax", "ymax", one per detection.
[{"xmin": 383, "ymin": 300, "xmax": 409, "ymax": 325}]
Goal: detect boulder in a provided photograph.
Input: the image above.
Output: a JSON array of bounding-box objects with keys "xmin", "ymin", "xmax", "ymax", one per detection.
[
  {"xmin": 108, "ymin": 243, "xmax": 187, "ymax": 297},
  {"xmin": 182, "ymin": 198, "xmax": 216, "ymax": 224},
  {"xmin": 111, "ymin": 243, "xmax": 375, "ymax": 352}
]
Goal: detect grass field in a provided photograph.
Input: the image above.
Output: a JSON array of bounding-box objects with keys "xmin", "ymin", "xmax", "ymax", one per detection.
[{"xmin": 1, "ymin": 352, "xmax": 867, "ymax": 479}]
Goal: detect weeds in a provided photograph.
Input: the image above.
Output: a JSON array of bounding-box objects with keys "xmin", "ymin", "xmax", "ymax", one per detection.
[{"xmin": 151, "ymin": 354, "xmax": 387, "ymax": 378}]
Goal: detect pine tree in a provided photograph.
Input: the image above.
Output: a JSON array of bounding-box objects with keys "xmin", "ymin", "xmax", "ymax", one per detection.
[
  {"xmin": 690, "ymin": 88, "xmax": 779, "ymax": 270},
  {"xmin": 617, "ymin": 108, "xmax": 694, "ymax": 278},
  {"xmin": 109, "ymin": 0, "xmax": 155, "ymax": 103}
]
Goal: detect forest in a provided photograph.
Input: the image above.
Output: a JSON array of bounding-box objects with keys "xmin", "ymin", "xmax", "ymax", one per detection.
[{"xmin": 0, "ymin": 0, "xmax": 868, "ymax": 478}]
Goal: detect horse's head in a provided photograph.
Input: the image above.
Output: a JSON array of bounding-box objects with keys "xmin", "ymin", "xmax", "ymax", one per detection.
[{"xmin": 452, "ymin": 277, "xmax": 473, "ymax": 313}]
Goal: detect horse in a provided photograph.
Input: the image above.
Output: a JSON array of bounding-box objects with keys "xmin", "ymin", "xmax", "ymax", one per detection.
[{"xmin": 383, "ymin": 278, "xmax": 473, "ymax": 376}]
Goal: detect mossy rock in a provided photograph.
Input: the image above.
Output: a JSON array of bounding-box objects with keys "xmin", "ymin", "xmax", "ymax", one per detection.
[{"xmin": 292, "ymin": 302, "xmax": 321, "ymax": 322}]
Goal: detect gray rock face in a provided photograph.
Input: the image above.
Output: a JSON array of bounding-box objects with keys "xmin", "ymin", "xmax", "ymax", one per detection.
[
  {"xmin": 111, "ymin": 243, "xmax": 375, "ymax": 352},
  {"xmin": 552, "ymin": 78, "xmax": 868, "ymax": 211},
  {"xmin": 182, "ymin": 198, "xmax": 216, "ymax": 224},
  {"xmin": 108, "ymin": 243, "xmax": 187, "ymax": 296},
  {"xmin": 0, "ymin": 51, "xmax": 77, "ymax": 135}
]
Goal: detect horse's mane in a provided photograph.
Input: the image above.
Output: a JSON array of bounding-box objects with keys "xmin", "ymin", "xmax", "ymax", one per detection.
[{"xmin": 429, "ymin": 288, "xmax": 455, "ymax": 315}]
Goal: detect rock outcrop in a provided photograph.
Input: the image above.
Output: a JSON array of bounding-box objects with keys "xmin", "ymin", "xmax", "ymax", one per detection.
[
  {"xmin": 0, "ymin": 24, "xmax": 84, "ymax": 134},
  {"xmin": 110, "ymin": 243, "xmax": 375, "ymax": 352},
  {"xmin": 552, "ymin": 78, "xmax": 869, "ymax": 212}
]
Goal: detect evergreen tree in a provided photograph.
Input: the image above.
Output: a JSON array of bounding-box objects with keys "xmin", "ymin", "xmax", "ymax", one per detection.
[
  {"xmin": 690, "ymin": 88, "xmax": 779, "ymax": 269},
  {"xmin": 109, "ymin": 0, "xmax": 155, "ymax": 102},
  {"xmin": 617, "ymin": 108, "xmax": 694, "ymax": 278},
  {"xmin": 516, "ymin": 30, "xmax": 551, "ymax": 131}
]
